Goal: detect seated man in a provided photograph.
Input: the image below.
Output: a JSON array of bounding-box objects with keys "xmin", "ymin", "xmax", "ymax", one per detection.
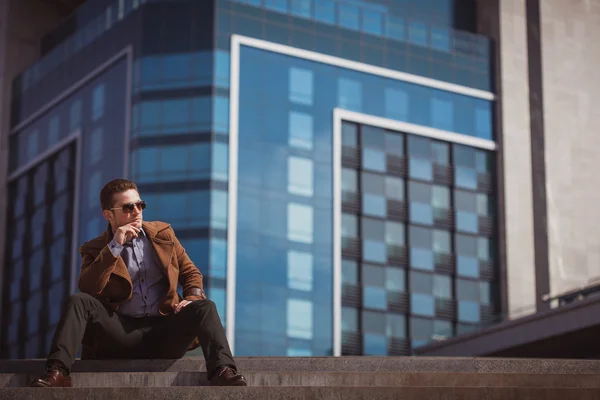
[{"xmin": 31, "ymin": 179, "xmax": 246, "ymax": 387}]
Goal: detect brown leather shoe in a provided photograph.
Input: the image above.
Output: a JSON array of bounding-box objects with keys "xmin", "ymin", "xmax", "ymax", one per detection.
[
  {"xmin": 211, "ymin": 366, "xmax": 247, "ymax": 386},
  {"xmin": 30, "ymin": 365, "xmax": 72, "ymax": 388}
]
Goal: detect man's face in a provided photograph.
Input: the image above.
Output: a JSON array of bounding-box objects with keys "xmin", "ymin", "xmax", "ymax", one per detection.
[{"xmin": 103, "ymin": 189, "xmax": 144, "ymax": 230}]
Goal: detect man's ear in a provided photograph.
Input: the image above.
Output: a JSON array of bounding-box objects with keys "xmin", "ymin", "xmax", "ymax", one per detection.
[{"xmin": 102, "ymin": 209, "xmax": 112, "ymax": 222}]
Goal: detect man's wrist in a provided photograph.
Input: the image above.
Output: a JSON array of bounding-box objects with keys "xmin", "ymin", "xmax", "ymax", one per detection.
[{"xmin": 108, "ymin": 239, "xmax": 124, "ymax": 258}]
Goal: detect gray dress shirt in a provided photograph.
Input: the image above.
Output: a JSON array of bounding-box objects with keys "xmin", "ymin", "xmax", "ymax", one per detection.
[{"xmin": 108, "ymin": 229, "xmax": 169, "ymax": 317}]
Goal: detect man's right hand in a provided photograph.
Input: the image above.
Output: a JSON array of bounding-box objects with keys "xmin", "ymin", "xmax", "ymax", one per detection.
[{"xmin": 113, "ymin": 224, "xmax": 141, "ymax": 245}]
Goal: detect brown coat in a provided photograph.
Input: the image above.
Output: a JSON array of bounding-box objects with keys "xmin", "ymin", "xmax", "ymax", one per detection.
[{"xmin": 78, "ymin": 221, "xmax": 206, "ymax": 350}]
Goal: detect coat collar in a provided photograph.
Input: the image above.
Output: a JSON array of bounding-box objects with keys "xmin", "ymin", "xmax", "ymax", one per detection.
[{"xmin": 84, "ymin": 221, "xmax": 175, "ymax": 274}]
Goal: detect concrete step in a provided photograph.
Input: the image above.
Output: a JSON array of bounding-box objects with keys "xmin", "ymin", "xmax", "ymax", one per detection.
[
  {"xmin": 2, "ymin": 371, "xmax": 600, "ymax": 388},
  {"xmin": 2, "ymin": 386, "xmax": 600, "ymax": 400},
  {"xmin": 3, "ymin": 357, "xmax": 600, "ymax": 374}
]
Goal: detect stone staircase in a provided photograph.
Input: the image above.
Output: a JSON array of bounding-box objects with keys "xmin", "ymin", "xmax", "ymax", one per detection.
[{"xmin": 1, "ymin": 357, "xmax": 600, "ymax": 399}]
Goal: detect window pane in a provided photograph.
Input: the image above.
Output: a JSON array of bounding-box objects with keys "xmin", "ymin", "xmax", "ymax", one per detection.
[
  {"xmin": 385, "ymin": 176, "xmax": 404, "ymax": 201},
  {"xmin": 289, "ymin": 67, "xmax": 313, "ymax": 105},
  {"xmin": 385, "ymin": 88, "xmax": 408, "ymax": 121},
  {"xmin": 342, "ymin": 214, "xmax": 358, "ymax": 238},
  {"xmin": 387, "ymin": 314, "xmax": 406, "ymax": 338},
  {"xmin": 339, "ymin": 4, "xmax": 359, "ymax": 30},
  {"xmin": 364, "ymin": 286, "xmax": 387, "ymax": 310},
  {"xmin": 287, "ymin": 203, "xmax": 313, "ymax": 243},
  {"xmin": 434, "ymin": 275, "xmax": 452, "ymax": 299},
  {"xmin": 386, "ymin": 268, "xmax": 405, "ymax": 292},
  {"xmin": 289, "ymin": 111, "xmax": 313, "ymax": 150},
  {"xmin": 288, "ymin": 250, "xmax": 313, "ymax": 291},
  {"xmin": 363, "ymin": 240, "xmax": 386, "ymax": 263},
  {"xmin": 342, "ymin": 307, "xmax": 358, "ymax": 332},
  {"xmin": 385, "ymin": 221, "xmax": 405, "ymax": 246},
  {"xmin": 287, "ymin": 299, "xmax": 313, "ymax": 339},
  {"xmin": 411, "ymin": 293, "xmax": 435, "ymax": 316},
  {"xmin": 338, "ymin": 77, "xmax": 362, "ymax": 111},
  {"xmin": 342, "ymin": 260, "xmax": 358, "ymax": 285},
  {"xmin": 342, "ymin": 122, "xmax": 358, "ymax": 147},
  {"xmin": 342, "ymin": 168, "xmax": 357, "ymax": 193},
  {"xmin": 315, "ymin": 0, "xmax": 335, "ymax": 23},
  {"xmin": 363, "ymin": 218, "xmax": 385, "ymax": 241},
  {"xmin": 288, "ymin": 156, "xmax": 313, "ymax": 197}
]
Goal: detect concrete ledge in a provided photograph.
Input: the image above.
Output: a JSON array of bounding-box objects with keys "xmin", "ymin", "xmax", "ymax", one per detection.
[
  {"xmin": 3, "ymin": 357, "xmax": 600, "ymax": 374},
  {"xmin": 3, "ymin": 371, "xmax": 600, "ymax": 388},
  {"xmin": 1, "ymin": 386, "xmax": 599, "ymax": 400}
]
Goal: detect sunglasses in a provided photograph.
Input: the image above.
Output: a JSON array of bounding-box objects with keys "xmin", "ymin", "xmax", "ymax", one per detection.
[{"xmin": 111, "ymin": 200, "xmax": 147, "ymax": 213}]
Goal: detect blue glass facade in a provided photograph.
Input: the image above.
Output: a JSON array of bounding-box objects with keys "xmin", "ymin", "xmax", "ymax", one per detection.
[{"xmin": 1, "ymin": 0, "xmax": 498, "ymax": 358}]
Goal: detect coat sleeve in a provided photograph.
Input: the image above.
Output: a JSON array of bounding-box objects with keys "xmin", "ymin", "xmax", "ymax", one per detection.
[
  {"xmin": 77, "ymin": 244, "xmax": 120, "ymax": 295},
  {"xmin": 172, "ymin": 228, "xmax": 206, "ymax": 301}
]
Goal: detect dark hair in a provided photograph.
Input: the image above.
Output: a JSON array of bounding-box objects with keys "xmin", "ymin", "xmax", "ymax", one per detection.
[{"xmin": 100, "ymin": 179, "xmax": 138, "ymax": 210}]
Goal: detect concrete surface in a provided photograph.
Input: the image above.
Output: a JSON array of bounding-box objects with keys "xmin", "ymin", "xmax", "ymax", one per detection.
[
  {"xmin": 3, "ymin": 371, "xmax": 600, "ymax": 388},
  {"xmin": 3, "ymin": 357, "xmax": 600, "ymax": 374},
  {"xmin": 2, "ymin": 386, "xmax": 600, "ymax": 400}
]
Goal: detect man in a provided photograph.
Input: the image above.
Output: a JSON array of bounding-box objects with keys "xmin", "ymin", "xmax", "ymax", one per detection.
[{"xmin": 31, "ymin": 179, "xmax": 246, "ymax": 387}]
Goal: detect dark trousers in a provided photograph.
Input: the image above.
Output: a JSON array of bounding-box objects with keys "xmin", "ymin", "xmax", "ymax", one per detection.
[{"xmin": 47, "ymin": 292, "xmax": 236, "ymax": 379}]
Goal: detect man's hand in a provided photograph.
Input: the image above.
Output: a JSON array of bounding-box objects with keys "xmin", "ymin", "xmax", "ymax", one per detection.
[
  {"xmin": 174, "ymin": 300, "xmax": 193, "ymax": 314},
  {"xmin": 113, "ymin": 224, "xmax": 141, "ymax": 245}
]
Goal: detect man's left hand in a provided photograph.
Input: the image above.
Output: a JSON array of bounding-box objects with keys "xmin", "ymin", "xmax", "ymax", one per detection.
[{"xmin": 174, "ymin": 300, "xmax": 193, "ymax": 314}]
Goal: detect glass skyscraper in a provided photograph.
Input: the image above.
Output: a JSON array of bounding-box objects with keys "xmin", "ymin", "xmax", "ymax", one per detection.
[{"xmin": 1, "ymin": 0, "xmax": 498, "ymax": 359}]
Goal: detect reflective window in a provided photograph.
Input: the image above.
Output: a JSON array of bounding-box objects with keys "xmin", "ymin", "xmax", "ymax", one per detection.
[
  {"xmin": 27, "ymin": 130, "xmax": 39, "ymax": 161},
  {"xmin": 342, "ymin": 307, "xmax": 359, "ymax": 332},
  {"xmin": 342, "ymin": 122, "xmax": 358, "ymax": 147},
  {"xmin": 363, "ymin": 333, "xmax": 386, "ymax": 355},
  {"xmin": 342, "ymin": 260, "xmax": 358, "ymax": 285},
  {"xmin": 315, "ymin": 0, "xmax": 335, "ymax": 23},
  {"xmin": 363, "ymin": 148, "xmax": 386, "ymax": 172},
  {"xmin": 339, "ymin": 4, "xmax": 360, "ymax": 30},
  {"xmin": 363, "ymin": 240, "xmax": 386, "ymax": 264},
  {"xmin": 213, "ymin": 96, "xmax": 229, "ymax": 134},
  {"xmin": 386, "ymin": 16, "xmax": 405, "ymax": 40},
  {"xmin": 338, "ymin": 78, "xmax": 362, "ymax": 111},
  {"xmin": 342, "ymin": 214, "xmax": 358, "ymax": 238},
  {"xmin": 385, "ymin": 221, "xmax": 405, "ymax": 246},
  {"xmin": 287, "ymin": 299, "xmax": 313, "ymax": 339},
  {"xmin": 409, "ymin": 226, "xmax": 434, "ymax": 271},
  {"xmin": 289, "ymin": 67, "xmax": 313, "ymax": 106},
  {"xmin": 434, "ymin": 275, "xmax": 452, "ymax": 299},
  {"xmin": 287, "ymin": 203, "xmax": 313, "ymax": 243},
  {"xmin": 92, "ymin": 83, "xmax": 105, "ymax": 121},
  {"xmin": 386, "ymin": 268, "xmax": 405, "ymax": 292},
  {"xmin": 363, "ymin": 10, "xmax": 383, "ymax": 35},
  {"xmin": 458, "ymin": 301, "xmax": 481, "ymax": 323},
  {"xmin": 90, "ymin": 128, "xmax": 103, "ymax": 164},
  {"xmin": 385, "ymin": 177, "xmax": 404, "ymax": 201},
  {"xmin": 342, "ymin": 168, "xmax": 357, "ymax": 198},
  {"xmin": 211, "ymin": 190, "xmax": 228, "ymax": 229},
  {"xmin": 70, "ymin": 99, "xmax": 82, "ymax": 131},
  {"xmin": 411, "ymin": 292, "xmax": 434, "ymax": 316},
  {"xmin": 387, "ymin": 314, "xmax": 406, "ymax": 338},
  {"xmin": 266, "ymin": 0, "xmax": 288, "ymax": 12},
  {"xmin": 212, "ymin": 142, "xmax": 228, "ymax": 182},
  {"xmin": 408, "ymin": 21, "xmax": 427, "ymax": 46},
  {"xmin": 215, "ymin": 50, "xmax": 230, "ymax": 88},
  {"xmin": 288, "ymin": 156, "xmax": 314, "ymax": 197},
  {"xmin": 48, "ymin": 116, "xmax": 60, "ymax": 146},
  {"xmin": 290, "ymin": 0, "xmax": 311, "ymax": 18},
  {"xmin": 364, "ymin": 286, "xmax": 387, "ymax": 310},
  {"xmin": 431, "ymin": 97, "xmax": 453, "ymax": 131},
  {"xmin": 288, "ymin": 250, "xmax": 313, "ymax": 291},
  {"xmin": 289, "ymin": 111, "xmax": 313, "ymax": 150}
]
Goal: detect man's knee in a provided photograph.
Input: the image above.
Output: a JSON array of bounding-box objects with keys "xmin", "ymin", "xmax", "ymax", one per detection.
[
  {"xmin": 188, "ymin": 299, "xmax": 217, "ymax": 314},
  {"xmin": 67, "ymin": 292, "xmax": 96, "ymax": 309}
]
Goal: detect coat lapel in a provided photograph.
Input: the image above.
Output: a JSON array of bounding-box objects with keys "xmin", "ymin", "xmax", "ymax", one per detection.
[
  {"xmin": 85, "ymin": 224, "xmax": 132, "ymax": 284},
  {"xmin": 143, "ymin": 222, "xmax": 174, "ymax": 274}
]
